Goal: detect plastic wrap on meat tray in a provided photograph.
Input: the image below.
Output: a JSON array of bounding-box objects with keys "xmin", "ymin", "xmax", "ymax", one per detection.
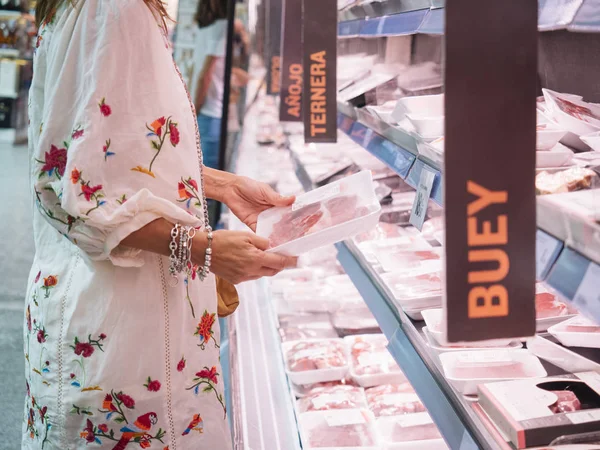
[
  {"xmin": 286, "ymin": 340, "xmax": 348, "ymax": 372},
  {"xmin": 292, "ymin": 379, "xmax": 358, "ymax": 398},
  {"xmin": 377, "ymin": 247, "xmax": 443, "ymax": 274},
  {"xmin": 331, "ymin": 304, "xmax": 380, "ymax": 336},
  {"xmin": 298, "ymin": 409, "xmax": 379, "ymax": 448},
  {"xmin": 380, "ymin": 269, "xmax": 442, "ymax": 311},
  {"xmin": 377, "ymin": 412, "xmax": 444, "ymax": 444},
  {"xmin": 550, "ymin": 391, "xmax": 582, "ymax": 413},
  {"xmin": 354, "ymin": 222, "xmax": 404, "ymax": 244},
  {"xmin": 346, "ymin": 335, "xmax": 404, "ymax": 386},
  {"xmin": 358, "ymin": 235, "xmax": 432, "ymax": 265},
  {"xmin": 297, "ymin": 385, "xmax": 368, "ymax": 413},
  {"xmin": 278, "ymin": 314, "xmax": 339, "ymax": 342},
  {"xmin": 548, "ymin": 316, "xmax": 600, "ymax": 349},
  {"xmin": 365, "ymin": 383, "xmax": 426, "ymax": 417},
  {"xmin": 256, "ymin": 171, "xmax": 381, "ymax": 256},
  {"xmin": 536, "ymin": 168, "xmax": 597, "ymax": 195}
]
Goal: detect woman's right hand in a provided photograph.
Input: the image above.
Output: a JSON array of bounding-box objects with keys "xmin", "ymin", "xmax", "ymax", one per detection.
[{"xmin": 194, "ymin": 230, "xmax": 297, "ymax": 285}]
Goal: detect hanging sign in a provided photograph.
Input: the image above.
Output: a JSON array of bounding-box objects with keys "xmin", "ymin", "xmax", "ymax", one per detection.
[
  {"xmin": 303, "ymin": 0, "xmax": 337, "ymax": 142},
  {"xmin": 444, "ymin": 0, "xmax": 538, "ymax": 342},
  {"xmin": 266, "ymin": 0, "xmax": 282, "ymax": 95},
  {"xmin": 279, "ymin": 0, "xmax": 303, "ymax": 121}
]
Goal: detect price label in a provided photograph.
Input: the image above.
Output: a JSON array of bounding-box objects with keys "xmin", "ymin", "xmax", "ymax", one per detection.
[
  {"xmin": 409, "ymin": 168, "xmax": 436, "ymax": 231},
  {"xmin": 395, "ymin": 411, "xmax": 433, "ymax": 428},
  {"xmin": 573, "ymin": 262, "xmax": 600, "ymax": 315},
  {"xmin": 324, "ymin": 409, "xmax": 366, "ymax": 427},
  {"xmin": 535, "ymin": 230, "xmax": 562, "ymax": 280}
]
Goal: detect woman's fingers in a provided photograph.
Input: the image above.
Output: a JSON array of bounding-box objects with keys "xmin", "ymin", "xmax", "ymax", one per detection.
[{"xmin": 260, "ymin": 252, "xmax": 296, "ymax": 271}]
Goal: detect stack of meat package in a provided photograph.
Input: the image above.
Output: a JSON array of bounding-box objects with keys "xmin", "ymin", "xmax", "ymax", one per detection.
[{"xmin": 272, "ymin": 246, "xmax": 448, "ymax": 449}]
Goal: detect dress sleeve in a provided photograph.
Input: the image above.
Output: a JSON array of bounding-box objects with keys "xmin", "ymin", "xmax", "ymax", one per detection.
[{"xmin": 33, "ymin": 0, "xmax": 207, "ymax": 267}]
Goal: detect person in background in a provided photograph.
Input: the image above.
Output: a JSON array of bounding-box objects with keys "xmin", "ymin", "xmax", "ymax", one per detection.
[{"xmin": 193, "ymin": 0, "xmax": 228, "ymax": 171}]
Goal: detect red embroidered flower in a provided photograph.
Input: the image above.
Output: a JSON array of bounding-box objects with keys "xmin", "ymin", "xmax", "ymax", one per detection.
[
  {"xmin": 43, "ymin": 275, "xmax": 57, "ymax": 288},
  {"xmin": 37, "ymin": 329, "xmax": 46, "ymax": 343},
  {"xmin": 189, "ymin": 179, "xmax": 198, "ymax": 191},
  {"xmin": 41, "ymin": 145, "xmax": 67, "ymax": 177},
  {"xmin": 178, "ymin": 182, "xmax": 193, "ymax": 200},
  {"xmin": 74, "ymin": 342, "xmax": 94, "ymax": 358},
  {"xmin": 39, "ymin": 406, "xmax": 47, "ymax": 422},
  {"xmin": 99, "ymin": 98, "xmax": 112, "ymax": 117},
  {"xmin": 99, "ymin": 333, "xmax": 107, "ymax": 340},
  {"xmin": 98, "ymin": 424, "xmax": 108, "ymax": 433},
  {"xmin": 169, "ymin": 122, "xmax": 180, "ymax": 146},
  {"xmin": 34, "ymin": 271, "xmax": 41, "ymax": 283},
  {"xmin": 139, "ymin": 437, "xmax": 151, "ymax": 449},
  {"xmin": 116, "ymin": 392, "xmax": 135, "ymax": 409},
  {"xmin": 36, "ymin": 35, "xmax": 42, "ymax": 48},
  {"xmin": 70, "ymin": 168, "xmax": 80, "ymax": 184},
  {"xmin": 177, "ymin": 357, "xmax": 186, "ymax": 372},
  {"xmin": 195, "ymin": 311, "xmax": 215, "ymax": 344},
  {"xmin": 151, "ymin": 117, "xmax": 167, "ymax": 137},
  {"xmin": 197, "ymin": 366, "xmax": 218, "ymax": 384},
  {"xmin": 72, "ymin": 128, "xmax": 84, "ymax": 140},
  {"xmin": 70, "ymin": 373, "xmax": 76, "ymax": 379},
  {"xmin": 82, "ymin": 419, "xmax": 96, "ymax": 443},
  {"xmin": 144, "ymin": 377, "xmax": 161, "ymax": 392},
  {"xmin": 81, "ymin": 184, "xmax": 103, "ymax": 201}
]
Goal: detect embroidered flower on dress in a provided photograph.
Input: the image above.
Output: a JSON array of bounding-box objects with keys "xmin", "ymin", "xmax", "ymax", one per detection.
[
  {"xmin": 98, "ymin": 98, "xmax": 112, "ymax": 117},
  {"xmin": 39, "ymin": 145, "xmax": 67, "ymax": 178},
  {"xmin": 72, "ymin": 127, "xmax": 84, "ymax": 140},
  {"xmin": 74, "ymin": 342, "xmax": 94, "ymax": 358},
  {"xmin": 70, "ymin": 169, "xmax": 80, "ymax": 184},
  {"xmin": 194, "ymin": 310, "xmax": 217, "ymax": 349},
  {"xmin": 34, "ymin": 271, "xmax": 41, "ymax": 283},
  {"xmin": 116, "ymin": 392, "xmax": 135, "ymax": 409},
  {"xmin": 169, "ymin": 122, "xmax": 180, "ymax": 146},
  {"xmin": 98, "ymin": 424, "xmax": 108, "ymax": 433},
  {"xmin": 196, "ymin": 366, "xmax": 218, "ymax": 384},
  {"xmin": 37, "ymin": 328, "xmax": 47, "ymax": 344},
  {"xmin": 177, "ymin": 357, "xmax": 186, "ymax": 372},
  {"xmin": 144, "ymin": 377, "xmax": 161, "ymax": 392},
  {"xmin": 103, "ymin": 139, "xmax": 115, "ymax": 160}
]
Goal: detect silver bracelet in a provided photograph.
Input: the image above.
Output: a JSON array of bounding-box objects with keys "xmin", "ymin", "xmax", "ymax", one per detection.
[
  {"xmin": 198, "ymin": 230, "xmax": 213, "ymax": 281},
  {"xmin": 168, "ymin": 224, "xmax": 198, "ymax": 285}
]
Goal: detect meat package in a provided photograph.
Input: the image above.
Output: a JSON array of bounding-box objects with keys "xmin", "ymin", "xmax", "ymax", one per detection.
[
  {"xmin": 354, "ymin": 222, "xmax": 404, "ymax": 244},
  {"xmin": 346, "ymin": 334, "xmax": 405, "ymax": 387},
  {"xmin": 535, "ymin": 283, "xmax": 576, "ymax": 331},
  {"xmin": 296, "ymin": 385, "xmax": 368, "ymax": 413},
  {"xmin": 543, "ymin": 89, "xmax": 600, "ymax": 139},
  {"xmin": 292, "ymin": 379, "xmax": 358, "ymax": 398},
  {"xmin": 479, "ymin": 372, "xmax": 600, "ymax": 449},
  {"xmin": 548, "ymin": 316, "xmax": 600, "ymax": 349},
  {"xmin": 298, "ymin": 409, "xmax": 380, "ymax": 449},
  {"xmin": 377, "ymin": 413, "xmax": 447, "ymax": 449},
  {"xmin": 270, "ymin": 268, "xmax": 317, "ymax": 295},
  {"xmin": 365, "ymin": 383, "xmax": 426, "ymax": 417},
  {"xmin": 283, "ymin": 282, "xmax": 340, "ymax": 313},
  {"xmin": 256, "ymin": 171, "xmax": 381, "ymax": 256},
  {"xmin": 331, "ymin": 304, "xmax": 380, "ymax": 337},
  {"xmin": 380, "ymin": 269, "xmax": 442, "ymax": 312},
  {"xmin": 536, "ymin": 167, "xmax": 597, "ymax": 195},
  {"xmin": 284, "ymin": 339, "xmax": 349, "ymax": 385},
  {"xmin": 278, "ymin": 314, "xmax": 339, "ymax": 342},
  {"xmin": 440, "ymin": 349, "xmax": 547, "ymax": 395},
  {"xmin": 358, "ymin": 235, "xmax": 432, "ymax": 265},
  {"xmin": 377, "ymin": 247, "xmax": 443, "ymax": 275}
]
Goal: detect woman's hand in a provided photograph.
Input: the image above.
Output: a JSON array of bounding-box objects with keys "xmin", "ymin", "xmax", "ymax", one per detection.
[
  {"xmin": 193, "ymin": 230, "xmax": 296, "ymax": 285},
  {"xmin": 226, "ymin": 176, "xmax": 295, "ymax": 231}
]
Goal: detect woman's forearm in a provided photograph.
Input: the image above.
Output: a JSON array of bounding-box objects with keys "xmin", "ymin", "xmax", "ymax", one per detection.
[
  {"xmin": 203, "ymin": 166, "xmax": 236, "ymax": 203},
  {"xmin": 195, "ymin": 56, "xmax": 217, "ymax": 111}
]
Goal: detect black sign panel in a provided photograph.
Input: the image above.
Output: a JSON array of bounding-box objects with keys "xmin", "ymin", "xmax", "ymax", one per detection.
[
  {"xmin": 303, "ymin": 0, "xmax": 337, "ymax": 142},
  {"xmin": 279, "ymin": 0, "xmax": 303, "ymax": 121},
  {"xmin": 444, "ymin": 0, "xmax": 537, "ymax": 342},
  {"xmin": 266, "ymin": 0, "xmax": 282, "ymax": 95}
]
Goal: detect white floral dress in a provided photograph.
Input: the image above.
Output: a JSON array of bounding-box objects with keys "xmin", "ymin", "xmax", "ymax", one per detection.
[{"xmin": 23, "ymin": 1, "xmax": 231, "ymax": 449}]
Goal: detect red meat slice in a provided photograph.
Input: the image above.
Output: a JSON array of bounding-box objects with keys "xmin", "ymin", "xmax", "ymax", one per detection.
[
  {"xmin": 269, "ymin": 204, "xmax": 324, "ymax": 247},
  {"xmin": 287, "ymin": 341, "xmax": 347, "ymax": 372},
  {"xmin": 535, "ymin": 291, "xmax": 568, "ymax": 319},
  {"xmin": 297, "ymin": 386, "xmax": 366, "ymax": 413},
  {"xmin": 550, "ymin": 391, "xmax": 581, "ymax": 413}
]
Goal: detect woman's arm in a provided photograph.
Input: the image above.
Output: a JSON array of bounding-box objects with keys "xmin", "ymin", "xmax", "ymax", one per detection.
[
  {"xmin": 120, "ymin": 218, "xmax": 296, "ymax": 284},
  {"xmin": 195, "ymin": 55, "xmax": 217, "ymax": 112}
]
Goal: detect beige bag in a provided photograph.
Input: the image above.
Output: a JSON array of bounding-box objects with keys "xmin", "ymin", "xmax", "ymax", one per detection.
[{"xmin": 216, "ymin": 276, "xmax": 239, "ymax": 317}]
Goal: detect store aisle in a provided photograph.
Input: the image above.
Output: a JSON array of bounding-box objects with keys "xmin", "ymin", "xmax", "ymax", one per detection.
[{"xmin": 0, "ymin": 143, "xmax": 34, "ymax": 449}]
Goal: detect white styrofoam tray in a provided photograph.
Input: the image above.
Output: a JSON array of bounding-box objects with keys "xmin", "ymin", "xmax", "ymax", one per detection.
[{"xmin": 283, "ymin": 339, "xmax": 350, "ymax": 386}]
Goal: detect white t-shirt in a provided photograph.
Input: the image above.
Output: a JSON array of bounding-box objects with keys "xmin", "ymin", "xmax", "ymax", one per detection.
[{"xmin": 192, "ymin": 19, "xmax": 227, "ymax": 118}]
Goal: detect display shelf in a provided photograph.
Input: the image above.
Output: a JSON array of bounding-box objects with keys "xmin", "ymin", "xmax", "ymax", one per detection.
[
  {"xmin": 335, "ymin": 240, "xmax": 503, "ymax": 450},
  {"xmin": 338, "ymin": 7, "xmax": 435, "ymax": 38}
]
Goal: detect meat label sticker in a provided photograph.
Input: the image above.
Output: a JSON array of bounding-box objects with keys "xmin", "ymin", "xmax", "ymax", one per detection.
[
  {"xmin": 409, "ymin": 168, "xmax": 435, "ymax": 231},
  {"xmin": 535, "ymin": 231, "xmax": 562, "ymax": 280},
  {"xmin": 324, "ymin": 409, "xmax": 366, "ymax": 427},
  {"xmin": 395, "ymin": 412, "xmax": 433, "ymax": 428},
  {"xmin": 311, "ymin": 393, "xmax": 349, "ymax": 410},
  {"xmin": 292, "ymin": 183, "xmax": 340, "ymax": 212},
  {"xmin": 357, "ymin": 351, "xmax": 390, "ymax": 369},
  {"xmin": 567, "ymin": 409, "xmax": 600, "ymax": 425},
  {"xmin": 573, "ymin": 262, "xmax": 600, "ymax": 314},
  {"xmin": 384, "ymin": 393, "xmax": 422, "ymax": 405}
]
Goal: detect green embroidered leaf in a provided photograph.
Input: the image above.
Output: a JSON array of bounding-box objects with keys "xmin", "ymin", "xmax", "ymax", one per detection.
[
  {"xmin": 203, "ymin": 386, "xmax": 212, "ymax": 393},
  {"xmin": 151, "ymin": 140, "xmax": 160, "ymax": 150},
  {"xmin": 114, "ymin": 417, "xmax": 125, "ymax": 423}
]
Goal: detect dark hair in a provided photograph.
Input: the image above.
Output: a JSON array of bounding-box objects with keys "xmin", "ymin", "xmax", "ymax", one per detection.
[{"xmin": 196, "ymin": 0, "xmax": 228, "ymax": 28}]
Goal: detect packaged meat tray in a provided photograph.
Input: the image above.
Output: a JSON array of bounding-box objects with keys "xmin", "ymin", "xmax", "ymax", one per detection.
[
  {"xmin": 358, "ymin": 235, "xmax": 432, "ymax": 265},
  {"xmin": 439, "ymin": 349, "xmax": 547, "ymax": 395},
  {"xmin": 377, "ymin": 413, "xmax": 447, "ymax": 450},
  {"xmin": 543, "ymin": 89, "xmax": 600, "ymax": 143},
  {"xmin": 270, "ymin": 268, "xmax": 317, "ymax": 295},
  {"xmin": 421, "ymin": 308, "xmax": 517, "ymax": 348},
  {"xmin": 536, "ymin": 167, "xmax": 597, "ymax": 195},
  {"xmin": 548, "ymin": 316, "xmax": 600, "ymax": 349},
  {"xmin": 278, "ymin": 314, "xmax": 339, "ymax": 342},
  {"xmin": 296, "ymin": 385, "xmax": 368, "ymax": 413},
  {"xmin": 377, "ymin": 247, "xmax": 443, "ymax": 275},
  {"xmin": 331, "ymin": 304, "xmax": 380, "ymax": 337},
  {"xmin": 365, "ymin": 383, "xmax": 425, "ymax": 417},
  {"xmin": 325, "ymin": 274, "xmax": 361, "ymax": 297},
  {"xmin": 353, "ymin": 222, "xmax": 404, "ymax": 244},
  {"xmin": 283, "ymin": 282, "xmax": 340, "ymax": 313},
  {"xmin": 345, "ymin": 335, "xmax": 405, "ymax": 387},
  {"xmin": 256, "ymin": 171, "xmax": 381, "ymax": 256},
  {"xmin": 284, "ymin": 339, "xmax": 350, "ymax": 385},
  {"xmin": 380, "ymin": 270, "xmax": 442, "ymax": 312},
  {"xmin": 535, "ymin": 283, "xmax": 576, "ymax": 331},
  {"xmin": 298, "ymin": 409, "xmax": 380, "ymax": 449},
  {"xmin": 292, "ymin": 379, "xmax": 358, "ymax": 398}
]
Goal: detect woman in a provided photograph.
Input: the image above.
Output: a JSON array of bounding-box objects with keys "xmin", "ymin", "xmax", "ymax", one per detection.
[
  {"xmin": 25, "ymin": 1, "xmax": 295, "ymax": 449},
  {"xmin": 193, "ymin": 0, "xmax": 228, "ymax": 171}
]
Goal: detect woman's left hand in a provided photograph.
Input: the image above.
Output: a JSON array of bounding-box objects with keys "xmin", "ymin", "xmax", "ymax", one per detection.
[{"xmin": 226, "ymin": 176, "xmax": 295, "ymax": 231}]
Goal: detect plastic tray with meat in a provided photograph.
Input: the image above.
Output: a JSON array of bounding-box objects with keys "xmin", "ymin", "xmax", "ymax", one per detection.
[
  {"xmin": 346, "ymin": 335, "xmax": 405, "ymax": 387},
  {"xmin": 279, "ymin": 320, "xmax": 339, "ymax": 343},
  {"xmin": 353, "ymin": 222, "xmax": 404, "ymax": 244},
  {"xmin": 292, "ymin": 379, "xmax": 358, "ymax": 398},
  {"xmin": 298, "ymin": 409, "xmax": 379, "ymax": 448},
  {"xmin": 535, "ymin": 167, "xmax": 597, "ymax": 195},
  {"xmin": 297, "ymin": 385, "xmax": 368, "ymax": 413},
  {"xmin": 548, "ymin": 316, "xmax": 600, "ymax": 349},
  {"xmin": 377, "ymin": 247, "xmax": 443, "ymax": 274},
  {"xmin": 284, "ymin": 339, "xmax": 350, "ymax": 385},
  {"xmin": 367, "ymin": 390, "xmax": 426, "ymax": 417},
  {"xmin": 331, "ymin": 305, "xmax": 380, "ymax": 337},
  {"xmin": 536, "ymin": 284, "xmax": 569, "ymax": 320}
]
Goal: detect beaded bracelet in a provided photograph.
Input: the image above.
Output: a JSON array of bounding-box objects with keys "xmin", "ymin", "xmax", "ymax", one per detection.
[{"xmin": 168, "ymin": 223, "xmax": 211, "ymax": 285}]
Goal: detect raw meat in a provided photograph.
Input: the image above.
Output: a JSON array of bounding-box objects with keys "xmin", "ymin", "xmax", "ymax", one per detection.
[
  {"xmin": 331, "ymin": 306, "xmax": 380, "ymax": 336},
  {"xmin": 535, "ymin": 168, "xmax": 596, "ymax": 195},
  {"xmin": 269, "ymin": 203, "xmax": 324, "ymax": 247},
  {"xmin": 349, "ymin": 335, "xmax": 401, "ymax": 376},
  {"xmin": 297, "ymin": 385, "xmax": 367, "ymax": 413},
  {"xmin": 555, "ymin": 97, "xmax": 600, "ymax": 123},
  {"xmin": 550, "ymin": 391, "xmax": 581, "ymax": 413},
  {"xmin": 365, "ymin": 383, "xmax": 415, "ymax": 402},
  {"xmin": 295, "ymin": 379, "xmax": 358, "ymax": 397},
  {"xmin": 535, "ymin": 288, "xmax": 569, "ymax": 320},
  {"xmin": 325, "ymin": 195, "xmax": 359, "ymax": 222},
  {"xmin": 565, "ymin": 325, "xmax": 600, "ymax": 333},
  {"xmin": 299, "ymin": 410, "xmax": 377, "ymax": 448},
  {"xmin": 385, "ymin": 270, "xmax": 442, "ymax": 300},
  {"xmin": 286, "ymin": 340, "xmax": 347, "ymax": 372},
  {"xmin": 368, "ymin": 393, "xmax": 425, "ymax": 417}
]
